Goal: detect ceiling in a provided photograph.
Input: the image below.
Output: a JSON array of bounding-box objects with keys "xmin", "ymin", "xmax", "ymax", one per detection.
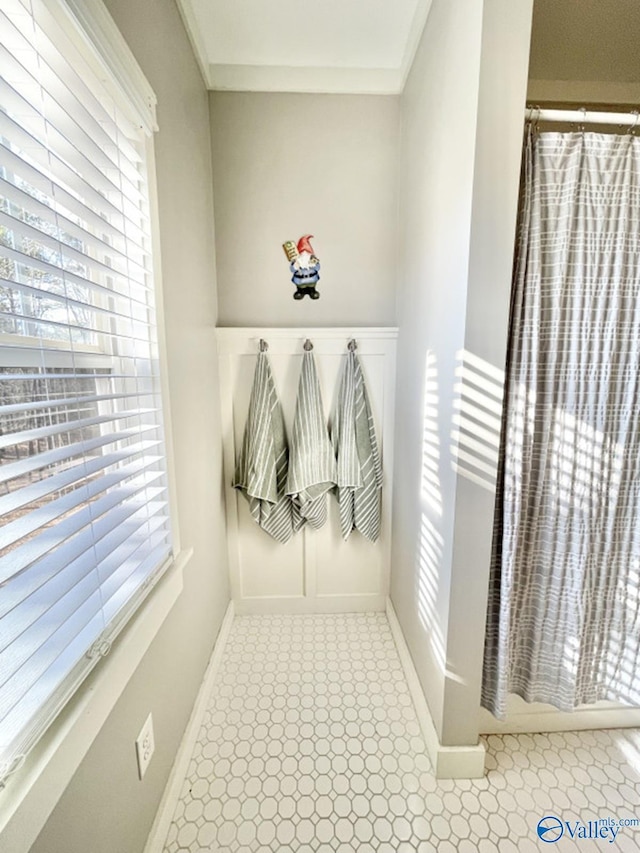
[
  {"xmin": 175, "ymin": 0, "xmax": 433, "ymax": 93},
  {"xmin": 529, "ymin": 0, "xmax": 640, "ymax": 84},
  {"xmin": 176, "ymin": 0, "xmax": 640, "ymax": 97}
]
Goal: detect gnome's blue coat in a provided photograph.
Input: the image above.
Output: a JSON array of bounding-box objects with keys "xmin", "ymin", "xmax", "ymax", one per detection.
[{"xmin": 290, "ymin": 261, "xmax": 320, "ymax": 287}]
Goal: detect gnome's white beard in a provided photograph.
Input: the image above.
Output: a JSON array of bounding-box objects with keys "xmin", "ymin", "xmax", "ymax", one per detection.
[{"xmin": 295, "ymin": 251, "xmax": 313, "ymax": 270}]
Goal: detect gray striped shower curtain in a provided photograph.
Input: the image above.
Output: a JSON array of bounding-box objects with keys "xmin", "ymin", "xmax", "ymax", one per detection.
[{"xmin": 482, "ymin": 129, "xmax": 640, "ymax": 717}]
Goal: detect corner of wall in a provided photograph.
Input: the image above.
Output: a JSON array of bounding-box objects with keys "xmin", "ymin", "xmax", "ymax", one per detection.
[
  {"xmin": 391, "ymin": 0, "xmax": 534, "ymax": 753},
  {"xmin": 386, "ymin": 600, "xmax": 486, "ymax": 778},
  {"xmin": 391, "ymin": 0, "xmax": 484, "ymax": 749}
]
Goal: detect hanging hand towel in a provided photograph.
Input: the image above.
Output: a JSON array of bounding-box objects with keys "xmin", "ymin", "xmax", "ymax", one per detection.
[
  {"xmin": 286, "ymin": 349, "xmax": 336, "ymax": 529},
  {"xmin": 233, "ymin": 351, "xmax": 302, "ymax": 543},
  {"xmin": 331, "ymin": 350, "xmax": 383, "ymax": 542}
]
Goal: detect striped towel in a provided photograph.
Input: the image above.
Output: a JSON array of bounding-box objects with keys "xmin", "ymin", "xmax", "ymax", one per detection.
[
  {"xmin": 331, "ymin": 351, "xmax": 383, "ymax": 542},
  {"xmin": 233, "ymin": 352, "xmax": 302, "ymax": 543},
  {"xmin": 286, "ymin": 351, "xmax": 336, "ymax": 529}
]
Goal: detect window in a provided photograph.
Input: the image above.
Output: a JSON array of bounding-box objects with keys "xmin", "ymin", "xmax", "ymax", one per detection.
[{"xmin": 0, "ymin": 0, "xmax": 173, "ymax": 783}]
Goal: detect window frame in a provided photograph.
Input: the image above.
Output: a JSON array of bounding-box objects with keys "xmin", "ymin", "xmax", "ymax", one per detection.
[{"xmin": 0, "ymin": 6, "xmax": 187, "ymax": 850}]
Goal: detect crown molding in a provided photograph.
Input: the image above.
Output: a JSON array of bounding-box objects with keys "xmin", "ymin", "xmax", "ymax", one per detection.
[
  {"xmin": 398, "ymin": 0, "xmax": 434, "ymax": 91},
  {"xmin": 174, "ymin": 0, "xmax": 212, "ymax": 88},
  {"xmin": 175, "ymin": 0, "xmax": 432, "ymax": 94},
  {"xmin": 208, "ymin": 64, "xmax": 403, "ymax": 95}
]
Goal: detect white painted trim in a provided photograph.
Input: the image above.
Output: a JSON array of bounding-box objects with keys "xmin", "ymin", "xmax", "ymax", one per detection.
[
  {"xmin": 55, "ymin": 0, "xmax": 158, "ymax": 133},
  {"xmin": 218, "ymin": 349, "xmax": 243, "ymax": 603},
  {"xmin": 303, "ymin": 526, "xmax": 318, "ymax": 601},
  {"xmin": 398, "ymin": 0, "xmax": 434, "ymax": 91},
  {"xmin": 208, "ymin": 64, "xmax": 404, "ymax": 95},
  {"xmin": 235, "ymin": 595, "xmax": 387, "ymax": 616},
  {"xmin": 216, "ymin": 327, "xmax": 398, "ymax": 614},
  {"xmin": 479, "ymin": 701, "xmax": 640, "ymax": 735},
  {"xmin": 216, "ymin": 327, "xmax": 400, "ymax": 349},
  {"xmin": 173, "ymin": 0, "xmax": 212, "ymax": 89},
  {"xmin": 527, "ymin": 79, "xmax": 640, "ymax": 106},
  {"xmin": 0, "ymin": 550, "xmax": 189, "ymax": 853},
  {"xmin": 386, "ymin": 600, "xmax": 486, "ymax": 779},
  {"xmin": 380, "ymin": 333, "xmax": 397, "ymax": 603},
  {"xmin": 143, "ymin": 601, "xmax": 236, "ymax": 853}
]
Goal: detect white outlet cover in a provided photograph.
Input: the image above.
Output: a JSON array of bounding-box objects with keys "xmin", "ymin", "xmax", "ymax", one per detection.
[{"xmin": 135, "ymin": 712, "xmax": 155, "ymax": 780}]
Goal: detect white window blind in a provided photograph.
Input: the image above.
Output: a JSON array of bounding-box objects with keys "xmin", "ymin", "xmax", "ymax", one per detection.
[{"xmin": 0, "ymin": 0, "xmax": 172, "ymax": 784}]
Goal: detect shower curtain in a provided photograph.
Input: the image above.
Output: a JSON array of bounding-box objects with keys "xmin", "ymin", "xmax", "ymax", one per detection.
[{"xmin": 482, "ymin": 128, "xmax": 640, "ymax": 718}]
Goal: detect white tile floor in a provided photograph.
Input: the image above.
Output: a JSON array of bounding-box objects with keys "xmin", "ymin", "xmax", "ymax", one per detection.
[{"xmin": 159, "ymin": 613, "xmax": 640, "ymax": 852}]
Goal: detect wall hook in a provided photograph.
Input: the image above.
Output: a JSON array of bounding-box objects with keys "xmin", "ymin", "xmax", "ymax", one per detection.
[
  {"xmin": 303, "ymin": 339, "xmax": 313, "ymax": 351},
  {"xmin": 348, "ymin": 339, "xmax": 357, "ymax": 352},
  {"xmin": 259, "ymin": 338, "xmax": 269, "ymax": 352}
]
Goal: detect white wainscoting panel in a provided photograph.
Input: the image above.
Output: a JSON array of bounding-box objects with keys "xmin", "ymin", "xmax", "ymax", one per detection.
[{"xmin": 217, "ymin": 328, "xmax": 398, "ymax": 614}]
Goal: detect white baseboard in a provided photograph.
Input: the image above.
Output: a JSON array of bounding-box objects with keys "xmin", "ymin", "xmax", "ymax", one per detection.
[
  {"xmin": 234, "ymin": 594, "xmax": 387, "ymax": 615},
  {"xmin": 479, "ymin": 700, "xmax": 640, "ymax": 735},
  {"xmin": 386, "ymin": 599, "xmax": 486, "ymax": 779},
  {"xmin": 143, "ymin": 600, "xmax": 235, "ymax": 853}
]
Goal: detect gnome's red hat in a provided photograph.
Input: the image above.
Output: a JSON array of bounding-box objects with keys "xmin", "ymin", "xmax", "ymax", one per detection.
[{"xmin": 297, "ymin": 234, "xmax": 314, "ymax": 255}]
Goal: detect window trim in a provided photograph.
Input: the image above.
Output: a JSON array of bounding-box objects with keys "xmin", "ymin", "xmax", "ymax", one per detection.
[
  {"xmin": 0, "ymin": 550, "xmax": 190, "ymax": 853},
  {"xmin": 42, "ymin": 0, "xmax": 158, "ymax": 136},
  {"xmin": 0, "ymin": 3, "xmax": 187, "ymax": 848}
]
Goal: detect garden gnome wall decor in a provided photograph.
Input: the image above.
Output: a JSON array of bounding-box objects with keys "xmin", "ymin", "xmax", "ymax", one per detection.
[{"xmin": 283, "ymin": 234, "xmax": 321, "ymax": 300}]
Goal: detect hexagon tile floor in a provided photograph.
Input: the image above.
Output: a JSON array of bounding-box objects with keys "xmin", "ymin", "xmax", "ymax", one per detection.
[{"xmin": 158, "ymin": 613, "xmax": 640, "ymax": 852}]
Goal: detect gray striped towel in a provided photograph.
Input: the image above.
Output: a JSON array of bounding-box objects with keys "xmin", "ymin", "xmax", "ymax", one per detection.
[
  {"xmin": 286, "ymin": 351, "xmax": 336, "ymax": 529},
  {"xmin": 331, "ymin": 351, "xmax": 383, "ymax": 542},
  {"xmin": 233, "ymin": 352, "xmax": 302, "ymax": 543}
]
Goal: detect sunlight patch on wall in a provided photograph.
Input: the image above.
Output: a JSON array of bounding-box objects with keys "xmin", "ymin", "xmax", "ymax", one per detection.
[
  {"xmin": 452, "ymin": 349, "xmax": 504, "ymax": 492},
  {"xmin": 420, "ymin": 350, "xmax": 442, "ymax": 517},
  {"xmin": 416, "ymin": 512, "xmax": 446, "ymax": 673}
]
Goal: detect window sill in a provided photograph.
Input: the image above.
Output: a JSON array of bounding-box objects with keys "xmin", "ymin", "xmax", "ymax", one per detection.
[{"xmin": 0, "ymin": 548, "xmax": 190, "ymax": 853}]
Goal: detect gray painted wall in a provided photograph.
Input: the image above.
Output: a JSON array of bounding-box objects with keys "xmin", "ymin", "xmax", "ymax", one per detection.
[
  {"xmin": 210, "ymin": 92, "xmax": 400, "ymax": 327},
  {"xmin": 390, "ymin": 0, "xmax": 533, "ymax": 746},
  {"xmin": 529, "ymin": 0, "xmax": 640, "ymax": 85},
  {"xmin": 446, "ymin": 0, "xmax": 534, "ymax": 745},
  {"xmin": 391, "ymin": 0, "xmax": 484, "ymax": 743},
  {"xmin": 29, "ymin": 1, "xmax": 230, "ymax": 851}
]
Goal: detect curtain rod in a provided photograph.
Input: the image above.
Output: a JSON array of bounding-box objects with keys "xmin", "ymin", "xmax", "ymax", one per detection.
[{"xmin": 526, "ymin": 107, "xmax": 640, "ymax": 127}]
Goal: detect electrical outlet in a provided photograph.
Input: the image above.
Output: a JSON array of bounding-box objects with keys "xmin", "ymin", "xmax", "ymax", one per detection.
[{"xmin": 135, "ymin": 712, "xmax": 155, "ymax": 780}]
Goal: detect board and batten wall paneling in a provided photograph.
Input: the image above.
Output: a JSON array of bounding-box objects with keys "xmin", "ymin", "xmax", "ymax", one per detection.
[{"xmin": 217, "ymin": 328, "xmax": 398, "ymax": 614}]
